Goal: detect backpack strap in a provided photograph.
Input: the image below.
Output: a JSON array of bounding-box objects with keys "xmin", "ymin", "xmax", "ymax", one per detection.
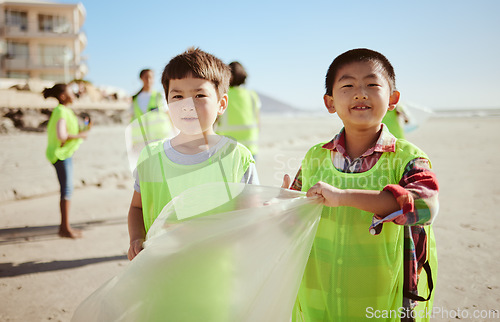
[{"xmin": 403, "ymin": 260, "xmax": 434, "ymax": 302}]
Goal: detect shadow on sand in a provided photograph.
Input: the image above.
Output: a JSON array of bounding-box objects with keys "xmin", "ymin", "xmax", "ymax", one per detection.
[
  {"xmin": 0, "ymin": 255, "xmax": 127, "ymax": 277},
  {"xmin": 0, "ymin": 216, "xmax": 126, "ymax": 245},
  {"xmin": 0, "ymin": 217, "xmax": 129, "ymax": 277}
]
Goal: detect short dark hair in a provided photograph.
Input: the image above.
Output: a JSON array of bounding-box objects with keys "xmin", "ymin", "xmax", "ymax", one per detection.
[
  {"xmin": 161, "ymin": 47, "xmax": 231, "ymax": 101},
  {"xmin": 229, "ymin": 61, "xmax": 247, "ymax": 87},
  {"xmin": 139, "ymin": 69, "xmax": 152, "ymax": 78},
  {"xmin": 325, "ymin": 48, "xmax": 396, "ymax": 95}
]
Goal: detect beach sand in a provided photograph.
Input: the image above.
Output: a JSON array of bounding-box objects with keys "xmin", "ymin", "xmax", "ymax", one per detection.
[{"xmin": 1, "ymin": 114, "xmax": 499, "ymax": 321}]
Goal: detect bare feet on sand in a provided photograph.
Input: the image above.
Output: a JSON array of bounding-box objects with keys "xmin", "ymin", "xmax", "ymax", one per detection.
[{"xmin": 59, "ymin": 227, "xmax": 82, "ymax": 238}]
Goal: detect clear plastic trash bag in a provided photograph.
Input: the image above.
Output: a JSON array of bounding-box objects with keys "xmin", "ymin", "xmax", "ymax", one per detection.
[
  {"xmin": 402, "ymin": 101, "xmax": 434, "ymax": 133},
  {"xmin": 72, "ymin": 183, "xmax": 322, "ymax": 322}
]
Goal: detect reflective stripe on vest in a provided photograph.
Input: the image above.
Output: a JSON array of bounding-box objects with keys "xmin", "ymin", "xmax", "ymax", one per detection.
[
  {"xmin": 293, "ymin": 137, "xmax": 430, "ymax": 321},
  {"xmin": 137, "ymin": 138, "xmax": 253, "ymax": 232}
]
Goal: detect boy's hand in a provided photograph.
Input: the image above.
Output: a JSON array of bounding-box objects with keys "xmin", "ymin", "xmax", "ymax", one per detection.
[
  {"xmin": 281, "ymin": 174, "xmax": 291, "ymax": 189},
  {"xmin": 263, "ymin": 174, "xmax": 296, "ymax": 206},
  {"xmin": 306, "ymin": 181, "xmax": 344, "ymax": 207},
  {"xmin": 128, "ymin": 238, "xmax": 145, "ymax": 260}
]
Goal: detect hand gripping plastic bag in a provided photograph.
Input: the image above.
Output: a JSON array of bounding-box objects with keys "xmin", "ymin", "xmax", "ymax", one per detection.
[{"xmin": 72, "ymin": 183, "xmax": 322, "ymax": 322}]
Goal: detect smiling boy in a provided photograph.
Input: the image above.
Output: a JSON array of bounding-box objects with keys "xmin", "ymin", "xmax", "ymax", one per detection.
[
  {"xmin": 127, "ymin": 48, "xmax": 258, "ymax": 260},
  {"xmin": 286, "ymin": 49, "xmax": 439, "ymax": 321}
]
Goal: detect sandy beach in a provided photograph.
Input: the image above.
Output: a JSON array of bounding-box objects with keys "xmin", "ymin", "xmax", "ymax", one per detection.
[{"xmin": 1, "ymin": 114, "xmax": 499, "ymax": 321}]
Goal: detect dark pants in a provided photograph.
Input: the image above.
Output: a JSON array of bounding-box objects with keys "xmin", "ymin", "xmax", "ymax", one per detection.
[{"xmin": 53, "ymin": 157, "xmax": 73, "ymax": 200}]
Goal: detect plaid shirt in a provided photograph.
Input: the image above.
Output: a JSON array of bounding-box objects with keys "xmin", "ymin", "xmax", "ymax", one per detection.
[{"xmin": 291, "ymin": 124, "xmax": 439, "ymax": 305}]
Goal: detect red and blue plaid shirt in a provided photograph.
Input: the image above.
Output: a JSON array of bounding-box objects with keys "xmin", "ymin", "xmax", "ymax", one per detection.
[{"xmin": 291, "ymin": 124, "xmax": 439, "ymax": 306}]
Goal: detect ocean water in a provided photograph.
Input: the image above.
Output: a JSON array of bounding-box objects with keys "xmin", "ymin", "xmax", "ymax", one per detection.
[
  {"xmin": 433, "ymin": 107, "xmax": 500, "ymax": 118},
  {"xmin": 266, "ymin": 106, "xmax": 500, "ymax": 119}
]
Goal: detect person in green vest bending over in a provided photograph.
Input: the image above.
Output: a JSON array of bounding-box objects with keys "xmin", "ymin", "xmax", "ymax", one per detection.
[
  {"xmin": 44, "ymin": 83, "xmax": 90, "ymax": 238},
  {"xmin": 216, "ymin": 61, "xmax": 261, "ymax": 160},
  {"xmin": 128, "ymin": 48, "xmax": 259, "ymax": 261},
  {"xmin": 283, "ymin": 49, "xmax": 439, "ymax": 321}
]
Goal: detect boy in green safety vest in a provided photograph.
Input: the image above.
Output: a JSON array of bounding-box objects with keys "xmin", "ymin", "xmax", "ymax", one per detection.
[
  {"xmin": 216, "ymin": 61, "xmax": 261, "ymax": 159},
  {"xmin": 283, "ymin": 49, "xmax": 439, "ymax": 321},
  {"xmin": 127, "ymin": 48, "xmax": 259, "ymax": 260}
]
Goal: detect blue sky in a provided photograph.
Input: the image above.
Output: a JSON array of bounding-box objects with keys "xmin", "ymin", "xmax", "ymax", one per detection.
[{"xmin": 64, "ymin": 0, "xmax": 499, "ymax": 111}]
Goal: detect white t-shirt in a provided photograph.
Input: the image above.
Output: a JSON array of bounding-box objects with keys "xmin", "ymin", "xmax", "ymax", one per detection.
[{"xmin": 136, "ymin": 91, "xmax": 152, "ymax": 114}]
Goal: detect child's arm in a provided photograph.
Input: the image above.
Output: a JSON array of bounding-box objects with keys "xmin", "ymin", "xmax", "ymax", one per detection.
[
  {"xmin": 127, "ymin": 190, "xmax": 146, "ymax": 260},
  {"xmin": 306, "ymin": 181, "xmax": 400, "ymax": 216},
  {"xmin": 378, "ymin": 158, "xmax": 439, "ymax": 226},
  {"xmin": 306, "ymin": 158, "xmax": 439, "ymax": 232},
  {"xmin": 56, "ymin": 119, "xmax": 88, "ymax": 142}
]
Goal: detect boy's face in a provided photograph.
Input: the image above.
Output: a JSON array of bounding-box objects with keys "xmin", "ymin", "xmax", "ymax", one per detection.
[
  {"xmin": 167, "ymin": 76, "xmax": 227, "ymax": 135},
  {"xmin": 324, "ymin": 61, "xmax": 400, "ymax": 132}
]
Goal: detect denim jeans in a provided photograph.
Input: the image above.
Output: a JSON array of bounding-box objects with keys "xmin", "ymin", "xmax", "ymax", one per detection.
[{"xmin": 53, "ymin": 157, "xmax": 73, "ymax": 200}]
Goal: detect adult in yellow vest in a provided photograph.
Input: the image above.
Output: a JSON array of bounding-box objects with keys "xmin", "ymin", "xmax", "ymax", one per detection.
[
  {"xmin": 130, "ymin": 69, "xmax": 173, "ymax": 142},
  {"xmin": 131, "ymin": 69, "xmax": 166, "ymax": 120},
  {"xmin": 216, "ymin": 62, "xmax": 261, "ymax": 159},
  {"xmin": 127, "ymin": 69, "xmax": 175, "ymax": 172},
  {"xmin": 44, "ymin": 83, "xmax": 90, "ymax": 238}
]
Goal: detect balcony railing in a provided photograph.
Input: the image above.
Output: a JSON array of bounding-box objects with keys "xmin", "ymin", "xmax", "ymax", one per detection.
[
  {"xmin": 5, "ymin": 58, "xmax": 85, "ymax": 71},
  {"xmin": 2, "ymin": 22, "xmax": 81, "ymax": 37}
]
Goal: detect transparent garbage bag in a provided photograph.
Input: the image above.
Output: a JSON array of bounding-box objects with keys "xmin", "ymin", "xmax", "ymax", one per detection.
[{"xmin": 72, "ymin": 183, "xmax": 322, "ymax": 322}]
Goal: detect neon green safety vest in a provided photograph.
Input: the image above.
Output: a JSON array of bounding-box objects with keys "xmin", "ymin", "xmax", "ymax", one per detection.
[
  {"xmin": 130, "ymin": 91, "xmax": 174, "ymax": 145},
  {"xmin": 132, "ymin": 91, "xmax": 164, "ymax": 120},
  {"xmin": 382, "ymin": 108, "xmax": 405, "ymax": 139},
  {"xmin": 216, "ymin": 87, "xmax": 260, "ymax": 156},
  {"xmin": 137, "ymin": 138, "xmax": 254, "ymax": 232},
  {"xmin": 46, "ymin": 104, "xmax": 82, "ymax": 164},
  {"xmin": 293, "ymin": 138, "xmax": 437, "ymax": 322}
]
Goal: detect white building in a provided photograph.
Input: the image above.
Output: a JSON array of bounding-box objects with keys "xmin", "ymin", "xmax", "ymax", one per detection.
[{"xmin": 0, "ymin": 0, "xmax": 87, "ymax": 83}]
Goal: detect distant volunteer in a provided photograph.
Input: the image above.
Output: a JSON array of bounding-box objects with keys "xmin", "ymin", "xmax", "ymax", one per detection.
[
  {"xmin": 216, "ymin": 61, "xmax": 261, "ymax": 159},
  {"xmin": 130, "ymin": 69, "xmax": 173, "ymax": 145},
  {"xmin": 382, "ymin": 103, "xmax": 410, "ymax": 139},
  {"xmin": 44, "ymin": 83, "xmax": 90, "ymax": 238}
]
